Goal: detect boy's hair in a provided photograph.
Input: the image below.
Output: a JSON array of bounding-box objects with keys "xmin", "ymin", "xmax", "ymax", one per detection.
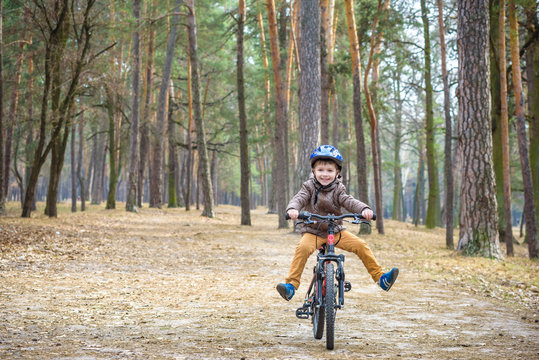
[
  {"xmin": 309, "ymin": 145, "xmax": 343, "ymax": 170},
  {"xmin": 312, "ymin": 159, "xmax": 340, "ymax": 171}
]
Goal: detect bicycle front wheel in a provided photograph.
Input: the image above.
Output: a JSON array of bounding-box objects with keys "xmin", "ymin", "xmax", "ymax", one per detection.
[{"xmin": 325, "ymin": 262, "xmax": 336, "ymax": 350}]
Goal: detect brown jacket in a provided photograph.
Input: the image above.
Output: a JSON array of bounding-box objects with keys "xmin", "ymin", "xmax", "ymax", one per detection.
[{"xmin": 286, "ymin": 174, "xmax": 371, "ymax": 237}]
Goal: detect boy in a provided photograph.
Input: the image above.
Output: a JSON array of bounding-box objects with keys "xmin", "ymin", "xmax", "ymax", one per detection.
[{"xmin": 276, "ymin": 145, "xmax": 398, "ymax": 301}]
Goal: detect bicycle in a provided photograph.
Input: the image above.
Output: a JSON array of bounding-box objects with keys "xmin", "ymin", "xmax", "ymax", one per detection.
[{"xmin": 285, "ymin": 211, "xmax": 375, "ymax": 350}]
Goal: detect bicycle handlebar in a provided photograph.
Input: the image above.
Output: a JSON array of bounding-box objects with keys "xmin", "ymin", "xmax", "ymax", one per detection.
[{"xmin": 285, "ymin": 211, "xmax": 376, "ymax": 222}]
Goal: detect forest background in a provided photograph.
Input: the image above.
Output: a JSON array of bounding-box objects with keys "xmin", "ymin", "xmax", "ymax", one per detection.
[{"xmin": 0, "ymin": 0, "xmax": 537, "ymax": 260}]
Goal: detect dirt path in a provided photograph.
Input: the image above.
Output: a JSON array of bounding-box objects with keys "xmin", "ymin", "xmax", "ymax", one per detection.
[{"xmin": 1, "ymin": 206, "xmax": 537, "ymax": 359}]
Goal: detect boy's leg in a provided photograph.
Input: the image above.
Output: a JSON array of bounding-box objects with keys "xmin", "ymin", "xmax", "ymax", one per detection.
[
  {"xmin": 336, "ymin": 230, "xmax": 384, "ymax": 282},
  {"xmin": 285, "ymin": 233, "xmax": 324, "ymax": 289}
]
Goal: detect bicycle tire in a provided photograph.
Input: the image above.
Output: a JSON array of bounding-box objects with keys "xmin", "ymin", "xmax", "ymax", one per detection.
[
  {"xmin": 325, "ymin": 262, "xmax": 335, "ymax": 350},
  {"xmin": 312, "ymin": 281, "xmax": 324, "ymax": 339}
]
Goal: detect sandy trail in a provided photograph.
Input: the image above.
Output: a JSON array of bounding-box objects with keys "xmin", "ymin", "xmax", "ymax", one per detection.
[{"xmin": 0, "ymin": 206, "xmax": 537, "ymax": 359}]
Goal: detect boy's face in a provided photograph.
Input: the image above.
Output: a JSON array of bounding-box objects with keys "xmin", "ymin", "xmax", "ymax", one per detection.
[{"xmin": 313, "ymin": 161, "xmax": 339, "ymax": 186}]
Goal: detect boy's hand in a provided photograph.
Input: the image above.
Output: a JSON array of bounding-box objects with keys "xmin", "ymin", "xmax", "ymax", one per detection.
[
  {"xmin": 287, "ymin": 209, "xmax": 299, "ymax": 220},
  {"xmin": 361, "ymin": 209, "xmax": 374, "ymax": 220}
]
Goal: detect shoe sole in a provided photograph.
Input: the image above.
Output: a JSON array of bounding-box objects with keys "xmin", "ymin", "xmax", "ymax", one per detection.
[{"xmin": 276, "ymin": 284, "xmax": 291, "ymax": 301}]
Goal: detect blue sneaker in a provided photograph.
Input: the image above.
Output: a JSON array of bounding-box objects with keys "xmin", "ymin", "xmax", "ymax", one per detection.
[
  {"xmin": 378, "ymin": 268, "xmax": 399, "ymax": 291},
  {"xmin": 276, "ymin": 283, "xmax": 295, "ymax": 301}
]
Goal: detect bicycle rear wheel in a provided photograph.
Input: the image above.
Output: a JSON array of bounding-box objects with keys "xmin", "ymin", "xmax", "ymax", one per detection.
[
  {"xmin": 312, "ymin": 281, "xmax": 324, "ymax": 339},
  {"xmin": 325, "ymin": 262, "xmax": 336, "ymax": 350}
]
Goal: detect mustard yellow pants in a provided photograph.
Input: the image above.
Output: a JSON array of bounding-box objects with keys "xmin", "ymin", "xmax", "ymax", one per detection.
[{"xmin": 285, "ymin": 230, "xmax": 384, "ymax": 290}]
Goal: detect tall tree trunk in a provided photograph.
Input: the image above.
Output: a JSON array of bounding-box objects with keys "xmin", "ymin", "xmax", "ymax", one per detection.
[
  {"xmin": 24, "ymin": 21, "xmax": 35, "ymax": 210},
  {"xmin": 70, "ymin": 109, "xmax": 77, "ymax": 212},
  {"xmin": 257, "ymin": 13, "xmax": 276, "ymax": 213},
  {"xmin": 298, "ymin": 0, "xmax": 320, "ymax": 184},
  {"xmin": 126, "ymin": 0, "xmax": 142, "ymax": 212},
  {"xmin": 185, "ymin": 39, "xmax": 194, "ymax": 211},
  {"xmin": 364, "ymin": 0, "xmax": 389, "ymax": 234},
  {"xmin": 320, "ymin": 0, "xmax": 330, "ymax": 143},
  {"xmin": 266, "ymin": 0, "xmax": 288, "ymax": 228},
  {"xmin": 3, "ymin": 39, "xmax": 24, "ymax": 198},
  {"xmin": 77, "ymin": 114, "xmax": 86, "ymax": 211},
  {"xmin": 44, "ymin": 4, "xmax": 70, "ymax": 217},
  {"xmin": 414, "ymin": 133, "xmax": 425, "ymax": 227},
  {"xmin": 187, "ymin": 0, "xmax": 214, "ymax": 218},
  {"xmin": 344, "ymin": 0, "xmax": 369, "ymax": 231},
  {"xmin": 498, "ymin": 0, "xmax": 514, "ymax": 255},
  {"xmin": 421, "ymin": 0, "xmax": 441, "ymax": 229},
  {"xmin": 0, "ymin": 0, "xmax": 4, "ymax": 215},
  {"xmin": 237, "ymin": 0, "xmax": 251, "ymax": 225},
  {"xmin": 392, "ymin": 67, "xmax": 403, "ymax": 221},
  {"xmin": 489, "ymin": 0, "xmax": 507, "ymax": 245},
  {"xmin": 138, "ymin": 0, "xmax": 157, "ymax": 208},
  {"xmin": 90, "ymin": 120, "xmax": 106, "ymax": 205},
  {"xmin": 437, "ymin": 0, "xmax": 454, "ymax": 247},
  {"xmin": 167, "ymin": 80, "xmax": 178, "ymax": 208},
  {"xmin": 508, "ymin": 0, "xmax": 537, "ymax": 258},
  {"xmin": 149, "ymin": 0, "xmax": 183, "ymax": 208},
  {"xmin": 105, "ymin": 86, "xmax": 118, "ymax": 209},
  {"xmin": 525, "ymin": 4, "xmax": 539, "ymax": 241},
  {"xmin": 456, "ymin": 0, "xmax": 502, "ymax": 259},
  {"xmin": 45, "ymin": 111, "xmax": 72, "ymax": 217}
]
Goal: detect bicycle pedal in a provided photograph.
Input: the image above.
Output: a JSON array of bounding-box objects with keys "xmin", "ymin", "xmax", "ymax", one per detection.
[
  {"xmin": 344, "ymin": 281, "xmax": 352, "ymax": 292},
  {"xmin": 296, "ymin": 307, "xmax": 310, "ymax": 319}
]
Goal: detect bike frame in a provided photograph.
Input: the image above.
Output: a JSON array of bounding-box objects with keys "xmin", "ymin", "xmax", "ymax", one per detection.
[{"xmin": 314, "ymin": 223, "xmax": 346, "ymax": 310}]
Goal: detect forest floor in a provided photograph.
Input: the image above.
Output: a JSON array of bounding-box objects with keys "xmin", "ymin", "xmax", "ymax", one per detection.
[{"xmin": 0, "ymin": 203, "xmax": 538, "ymax": 359}]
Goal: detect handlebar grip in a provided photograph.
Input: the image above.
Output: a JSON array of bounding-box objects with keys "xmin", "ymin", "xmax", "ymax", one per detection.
[
  {"xmin": 372, "ymin": 213, "xmax": 377, "ymax": 221},
  {"xmin": 285, "ymin": 211, "xmax": 310, "ymax": 220}
]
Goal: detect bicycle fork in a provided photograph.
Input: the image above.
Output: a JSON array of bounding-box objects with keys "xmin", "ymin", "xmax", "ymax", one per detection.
[{"xmin": 296, "ymin": 254, "xmax": 351, "ymax": 319}]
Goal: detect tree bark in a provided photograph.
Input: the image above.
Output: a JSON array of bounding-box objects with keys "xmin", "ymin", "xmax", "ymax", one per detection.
[
  {"xmin": 138, "ymin": 0, "xmax": 157, "ymax": 208},
  {"xmin": 3, "ymin": 39, "xmax": 24, "ymax": 198},
  {"xmin": 525, "ymin": 4, "xmax": 539, "ymax": 242},
  {"xmin": 76, "ymin": 114, "xmax": 86, "ymax": 211},
  {"xmin": 298, "ymin": 0, "xmax": 320, "ymax": 184},
  {"xmin": 0, "ymin": 0, "xmax": 4, "ymax": 215},
  {"xmin": 237, "ymin": 0, "xmax": 251, "ymax": 225},
  {"xmin": 320, "ymin": 0, "xmax": 330, "ymax": 144},
  {"xmin": 167, "ymin": 80, "xmax": 178, "ymax": 208},
  {"xmin": 508, "ymin": 0, "xmax": 537, "ymax": 258},
  {"xmin": 266, "ymin": 0, "xmax": 288, "ymax": 228},
  {"xmin": 344, "ymin": 0, "xmax": 369, "ymax": 218},
  {"xmin": 70, "ymin": 108, "xmax": 77, "ymax": 212},
  {"xmin": 456, "ymin": 0, "xmax": 502, "ymax": 259},
  {"xmin": 392, "ymin": 67, "xmax": 403, "ymax": 221},
  {"xmin": 185, "ymin": 41, "xmax": 194, "ymax": 211},
  {"xmin": 437, "ymin": 0, "xmax": 454, "ymax": 248},
  {"xmin": 421, "ymin": 0, "xmax": 441, "ymax": 229},
  {"xmin": 489, "ymin": 0, "xmax": 508, "ymax": 244},
  {"xmin": 149, "ymin": 0, "xmax": 183, "ymax": 208},
  {"xmin": 187, "ymin": 0, "xmax": 214, "ymax": 218},
  {"xmin": 126, "ymin": 0, "xmax": 142, "ymax": 212},
  {"xmin": 414, "ymin": 133, "xmax": 425, "ymax": 227},
  {"xmin": 364, "ymin": 0, "xmax": 389, "ymax": 234},
  {"xmin": 498, "ymin": 0, "xmax": 514, "ymax": 255},
  {"xmin": 105, "ymin": 86, "xmax": 118, "ymax": 209}
]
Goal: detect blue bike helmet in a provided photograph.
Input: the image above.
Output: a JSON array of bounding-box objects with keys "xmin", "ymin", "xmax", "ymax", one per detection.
[{"xmin": 309, "ymin": 145, "xmax": 343, "ymax": 170}]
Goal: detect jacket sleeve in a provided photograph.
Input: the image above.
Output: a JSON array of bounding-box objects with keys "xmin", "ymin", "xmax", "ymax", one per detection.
[
  {"xmin": 287, "ymin": 182, "xmax": 311, "ymax": 212},
  {"xmin": 336, "ymin": 184, "xmax": 370, "ymax": 214}
]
